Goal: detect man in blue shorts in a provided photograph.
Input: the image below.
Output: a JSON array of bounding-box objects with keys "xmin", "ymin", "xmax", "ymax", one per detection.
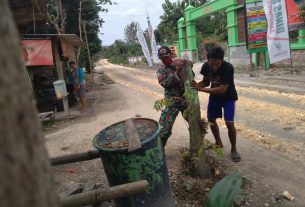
[{"xmin": 191, "ymin": 47, "xmax": 241, "ymax": 162}]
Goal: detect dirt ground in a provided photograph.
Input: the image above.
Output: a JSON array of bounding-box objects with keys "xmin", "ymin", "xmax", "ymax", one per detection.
[{"xmin": 45, "ymin": 60, "xmax": 305, "ymax": 207}]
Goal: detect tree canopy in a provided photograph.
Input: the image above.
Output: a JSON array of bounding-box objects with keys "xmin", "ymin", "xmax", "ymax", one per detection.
[
  {"xmin": 101, "ymin": 21, "xmax": 153, "ymax": 65},
  {"xmin": 102, "ymin": 0, "xmax": 229, "ymax": 65},
  {"xmin": 124, "ymin": 21, "xmax": 139, "ymax": 43},
  {"xmin": 156, "ymin": 0, "xmax": 227, "ymax": 44},
  {"xmin": 47, "ymin": 0, "xmax": 113, "ymax": 68}
]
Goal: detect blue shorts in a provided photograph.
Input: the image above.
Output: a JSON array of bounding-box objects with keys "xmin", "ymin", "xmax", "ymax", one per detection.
[{"xmin": 207, "ymin": 98, "xmax": 236, "ymax": 122}]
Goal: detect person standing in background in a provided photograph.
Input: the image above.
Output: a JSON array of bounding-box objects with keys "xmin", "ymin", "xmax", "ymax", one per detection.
[
  {"xmin": 65, "ymin": 65, "xmax": 77, "ymax": 107},
  {"xmin": 69, "ymin": 61, "xmax": 87, "ymax": 112}
]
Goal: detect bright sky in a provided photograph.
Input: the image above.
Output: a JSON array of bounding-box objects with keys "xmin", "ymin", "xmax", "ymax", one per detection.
[{"xmin": 100, "ymin": 0, "xmax": 167, "ymax": 46}]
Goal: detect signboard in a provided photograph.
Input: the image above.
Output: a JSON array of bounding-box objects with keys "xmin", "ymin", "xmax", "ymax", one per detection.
[
  {"xmin": 263, "ymin": 0, "xmax": 291, "ymax": 64},
  {"xmin": 22, "ymin": 40, "xmax": 54, "ymax": 66},
  {"xmin": 286, "ymin": 0, "xmax": 305, "ymax": 31},
  {"xmin": 246, "ymin": 1, "xmax": 268, "ymax": 53}
]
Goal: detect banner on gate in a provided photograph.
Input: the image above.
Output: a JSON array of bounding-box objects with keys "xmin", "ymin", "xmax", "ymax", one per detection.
[
  {"xmin": 263, "ymin": 0, "xmax": 291, "ymax": 64},
  {"xmin": 286, "ymin": 0, "xmax": 305, "ymax": 31},
  {"xmin": 137, "ymin": 25, "xmax": 153, "ymax": 67}
]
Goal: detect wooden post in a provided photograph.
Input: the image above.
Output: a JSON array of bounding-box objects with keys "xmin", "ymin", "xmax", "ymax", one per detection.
[
  {"xmin": 125, "ymin": 119, "xmax": 142, "ymax": 152},
  {"xmin": 82, "ymin": 22, "xmax": 93, "ymax": 83},
  {"xmin": 52, "ymin": 37, "xmax": 70, "ymax": 116},
  {"xmin": 58, "ymin": 0, "xmax": 65, "ymax": 34},
  {"xmin": 60, "ymin": 180, "xmax": 149, "ymax": 207},
  {"xmin": 32, "ymin": 1, "xmax": 36, "ymax": 33},
  {"xmin": 50, "ymin": 150, "xmax": 101, "ymax": 166},
  {"xmin": 77, "ymin": 0, "xmax": 82, "ymax": 60}
]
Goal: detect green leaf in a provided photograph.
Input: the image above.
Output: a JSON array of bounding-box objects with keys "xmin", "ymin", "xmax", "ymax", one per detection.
[
  {"xmin": 153, "ymin": 98, "xmax": 177, "ymax": 112},
  {"xmin": 206, "ymin": 175, "xmax": 242, "ymax": 207}
]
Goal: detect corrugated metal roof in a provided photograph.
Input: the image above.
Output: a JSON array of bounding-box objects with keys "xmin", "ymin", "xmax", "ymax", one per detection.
[{"xmin": 22, "ymin": 34, "xmax": 86, "ymax": 48}]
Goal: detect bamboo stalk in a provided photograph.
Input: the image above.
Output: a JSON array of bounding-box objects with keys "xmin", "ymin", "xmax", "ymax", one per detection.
[
  {"xmin": 60, "ymin": 180, "xmax": 149, "ymax": 207},
  {"xmin": 50, "ymin": 150, "xmax": 101, "ymax": 166}
]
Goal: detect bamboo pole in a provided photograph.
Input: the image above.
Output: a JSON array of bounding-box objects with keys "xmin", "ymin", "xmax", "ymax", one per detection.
[
  {"xmin": 60, "ymin": 180, "xmax": 149, "ymax": 207},
  {"xmin": 77, "ymin": 0, "xmax": 82, "ymax": 61},
  {"xmin": 50, "ymin": 150, "xmax": 101, "ymax": 166},
  {"xmin": 82, "ymin": 22, "xmax": 93, "ymax": 83}
]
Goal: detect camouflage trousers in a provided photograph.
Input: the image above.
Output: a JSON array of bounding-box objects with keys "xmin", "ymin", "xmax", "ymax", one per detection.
[{"xmin": 159, "ymin": 100, "xmax": 186, "ymax": 147}]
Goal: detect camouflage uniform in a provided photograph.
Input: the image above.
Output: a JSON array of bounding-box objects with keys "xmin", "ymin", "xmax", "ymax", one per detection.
[{"xmin": 157, "ymin": 64, "xmax": 186, "ymax": 147}]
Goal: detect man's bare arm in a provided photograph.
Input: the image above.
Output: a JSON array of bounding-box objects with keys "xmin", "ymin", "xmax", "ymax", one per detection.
[
  {"xmin": 202, "ymin": 76, "xmax": 210, "ymax": 87},
  {"xmin": 198, "ymin": 84, "xmax": 229, "ymax": 94},
  {"xmin": 192, "ymin": 76, "xmax": 210, "ymax": 89}
]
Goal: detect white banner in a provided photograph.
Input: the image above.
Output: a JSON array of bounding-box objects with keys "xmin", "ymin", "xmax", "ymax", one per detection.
[
  {"xmin": 151, "ymin": 30, "xmax": 160, "ymax": 64},
  {"xmin": 263, "ymin": 0, "xmax": 291, "ymax": 64},
  {"xmin": 149, "ymin": 25, "xmax": 160, "ymax": 64},
  {"xmin": 147, "ymin": 14, "xmax": 160, "ymax": 64},
  {"xmin": 137, "ymin": 25, "xmax": 152, "ymax": 67}
]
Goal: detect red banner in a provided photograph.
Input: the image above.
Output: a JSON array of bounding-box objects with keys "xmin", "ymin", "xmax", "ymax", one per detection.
[
  {"xmin": 286, "ymin": 0, "xmax": 305, "ymax": 31},
  {"xmin": 248, "ymin": 32, "xmax": 267, "ymax": 42},
  {"xmin": 21, "ymin": 40, "xmax": 54, "ymax": 66}
]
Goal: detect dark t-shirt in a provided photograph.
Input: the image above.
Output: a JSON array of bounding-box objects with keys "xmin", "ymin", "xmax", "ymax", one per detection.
[{"xmin": 200, "ymin": 61, "xmax": 238, "ymax": 101}]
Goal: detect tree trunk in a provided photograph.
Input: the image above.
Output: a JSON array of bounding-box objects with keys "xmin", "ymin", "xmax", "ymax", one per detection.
[
  {"xmin": 58, "ymin": 0, "xmax": 66, "ymax": 34},
  {"xmin": 0, "ymin": 1, "xmax": 59, "ymax": 207},
  {"xmin": 183, "ymin": 62, "xmax": 204, "ymax": 156},
  {"xmin": 47, "ymin": 0, "xmax": 65, "ymax": 34},
  {"xmin": 182, "ymin": 62, "xmax": 209, "ymax": 177}
]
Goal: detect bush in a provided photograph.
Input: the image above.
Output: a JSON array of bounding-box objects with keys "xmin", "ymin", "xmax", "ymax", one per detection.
[{"xmin": 109, "ymin": 55, "xmax": 128, "ymax": 65}]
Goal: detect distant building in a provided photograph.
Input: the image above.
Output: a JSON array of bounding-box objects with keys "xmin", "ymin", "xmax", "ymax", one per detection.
[
  {"xmin": 9, "ymin": 1, "xmax": 85, "ymax": 114},
  {"xmin": 128, "ymin": 56, "xmax": 144, "ymax": 64}
]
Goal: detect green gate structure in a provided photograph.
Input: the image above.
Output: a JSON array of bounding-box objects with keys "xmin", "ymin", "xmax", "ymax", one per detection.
[{"xmin": 177, "ymin": 0, "xmax": 305, "ymax": 68}]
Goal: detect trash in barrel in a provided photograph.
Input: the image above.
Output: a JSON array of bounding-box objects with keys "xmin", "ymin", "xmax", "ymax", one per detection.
[
  {"xmin": 93, "ymin": 118, "xmax": 175, "ymax": 207},
  {"xmin": 53, "ymin": 80, "xmax": 67, "ymax": 99}
]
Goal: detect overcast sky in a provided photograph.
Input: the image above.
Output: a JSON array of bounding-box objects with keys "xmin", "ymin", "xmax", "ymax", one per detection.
[{"xmin": 99, "ymin": 0, "xmax": 168, "ymax": 45}]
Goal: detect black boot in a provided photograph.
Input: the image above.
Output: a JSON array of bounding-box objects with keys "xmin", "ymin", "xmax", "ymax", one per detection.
[{"xmin": 161, "ymin": 138, "xmax": 168, "ymax": 148}]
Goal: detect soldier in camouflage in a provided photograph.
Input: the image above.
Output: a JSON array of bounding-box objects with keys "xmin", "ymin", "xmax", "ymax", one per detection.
[{"xmin": 157, "ymin": 46, "xmax": 192, "ymax": 147}]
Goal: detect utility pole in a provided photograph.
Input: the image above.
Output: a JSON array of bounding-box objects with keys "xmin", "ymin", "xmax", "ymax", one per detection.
[
  {"xmin": 82, "ymin": 22, "xmax": 93, "ymax": 83},
  {"xmin": 32, "ymin": 2, "xmax": 36, "ymax": 33},
  {"xmin": 77, "ymin": 0, "xmax": 82, "ymax": 60}
]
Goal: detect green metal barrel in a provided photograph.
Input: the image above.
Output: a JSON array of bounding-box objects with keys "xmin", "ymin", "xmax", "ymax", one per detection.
[{"xmin": 93, "ymin": 118, "xmax": 175, "ymax": 207}]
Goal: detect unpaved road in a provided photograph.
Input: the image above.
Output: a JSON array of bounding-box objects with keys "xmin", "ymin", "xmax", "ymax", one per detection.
[{"xmin": 46, "ymin": 60, "xmax": 305, "ymax": 207}]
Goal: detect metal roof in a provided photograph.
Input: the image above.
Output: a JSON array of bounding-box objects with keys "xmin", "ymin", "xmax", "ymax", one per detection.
[{"xmin": 22, "ymin": 34, "xmax": 86, "ymax": 48}]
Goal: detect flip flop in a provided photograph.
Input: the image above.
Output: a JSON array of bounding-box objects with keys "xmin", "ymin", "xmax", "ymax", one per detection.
[{"xmin": 231, "ymin": 152, "xmax": 241, "ymax": 162}]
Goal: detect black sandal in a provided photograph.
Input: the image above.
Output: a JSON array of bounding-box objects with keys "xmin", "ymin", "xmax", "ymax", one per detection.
[{"xmin": 231, "ymin": 152, "xmax": 241, "ymax": 162}]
